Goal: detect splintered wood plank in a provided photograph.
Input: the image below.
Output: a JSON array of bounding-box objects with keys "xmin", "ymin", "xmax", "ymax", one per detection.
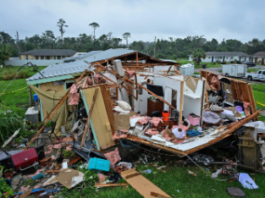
[
  {"xmin": 100, "ymin": 85, "xmax": 115, "ymax": 133},
  {"xmin": 81, "ymin": 87, "xmax": 115, "ymax": 150}
]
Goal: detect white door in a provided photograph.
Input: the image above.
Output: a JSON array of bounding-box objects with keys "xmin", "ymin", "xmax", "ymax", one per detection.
[{"xmin": 231, "ymin": 66, "xmax": 237, "ymax": 76}]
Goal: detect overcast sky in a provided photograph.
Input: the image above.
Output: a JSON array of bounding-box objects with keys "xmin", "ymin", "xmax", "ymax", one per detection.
[{"xmin": 1, "ymin": 0, "xmax": 264, "ymax": 44}]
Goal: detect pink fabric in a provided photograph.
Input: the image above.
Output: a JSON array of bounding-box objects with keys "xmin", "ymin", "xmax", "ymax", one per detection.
[
  {"xmin": 146, "ymin": 129, "xmax": 159, "ymax": 135},
  {"xmin": 137, "ymin": 117, "xmax": 149, "ymax": 125},
  {"xmin": 66, "ymin": 146, "xmax": 72, "ymax": 151},
  {"xmin": 104, "ymin": 148, "xmax": 121, "ymax": 165},
  {"xmin": 20, "ymin": 185, "xmax": 30, "ymax": 192},
  {"xmin": 97, "ymin": 173, "xmax": 106, "ymax": 184},
  {"xmin": 68, "ymin": 93, "xmax": 80, "ymax": 105},
  {"xmin": 161, "ymin": 130, "xmax": 173, "ymax": 141},
  {"xmin": 94, "ymin": 73, "xmax": 102, "ymax": 84},
  {"xmin": 53, "ymin": 144, "xmax": 62, "ymax": 149},
  {"xmin": 70, "ymin": 84, "xmax": 77, "ymax": 94},
  {"xmin": 243, "ymin": 102, "xmax": 251, "ymax": 116},
  {"xmin": 151, "ymin": 117, "xmax": 163, "ymax": 127},
  {"xmin": 87, "ymin": 77, "xmax": 93, "ymax": 85},
  {"xmin": 45, "ymin": 150, "xmax": 53, "ymax": 155},
  {"xmin": 112, "ymin": 132, "xmax": 128, "ymax": 140},
  {"xmin": 51, "ymin": 155, "xmax": 56, "ymax": 160},
  {"xmin": 126, "ymin": 70, "xmax": 135, "ymax": 78}
]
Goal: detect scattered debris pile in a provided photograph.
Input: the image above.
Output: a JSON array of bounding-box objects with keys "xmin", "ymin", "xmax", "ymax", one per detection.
[{"xmin": 0, "ymin": 53, "xmax": 264, "ymax": 197}]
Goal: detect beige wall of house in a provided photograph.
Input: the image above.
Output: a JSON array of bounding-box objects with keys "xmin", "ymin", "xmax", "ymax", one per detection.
[
  {"xmin": 20, "ymin": 55, "xmax": 70, "ymax": 60},
  {"xmin": 254, "ymin": 57, "xmax": 265, "ymax": 64}
]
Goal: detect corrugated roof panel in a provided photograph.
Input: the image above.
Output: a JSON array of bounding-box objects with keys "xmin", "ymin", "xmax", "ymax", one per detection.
[{"xmin": 27, "ymin": 48, "xmax": 134, "ymax": 82}]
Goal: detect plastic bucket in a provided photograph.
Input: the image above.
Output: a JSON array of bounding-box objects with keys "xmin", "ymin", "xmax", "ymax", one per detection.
[{"xmin": 162, "ymin": 111, "xmax": 170, "ymax": 121}]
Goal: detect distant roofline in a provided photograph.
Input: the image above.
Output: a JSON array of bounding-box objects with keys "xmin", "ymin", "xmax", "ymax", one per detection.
[{"xmin": 19, "ymin": 49, "xmax": 76, "ymax": 56}]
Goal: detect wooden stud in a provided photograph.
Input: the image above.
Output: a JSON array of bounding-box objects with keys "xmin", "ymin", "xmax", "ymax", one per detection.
[
  {"xmin": 99, "ymin": 73, "xmax": 123, "ymax": 89},
  {"xmin": 136, "ymin": 52, "xmax": 139, "ymax": 67},
  {"xmin": 179, "ymin": 81, "xmax": 184, "ymax": 124},
  {"xmin": 69, "ymin": 156, "xmax": 82, "ymax": 165},
  {"xmin": 96, "ymin": 63, "xmax": 178, "ymax": 111},
  {"xmin": 248, "ymin": 85, "xmax": 258, "ymax": 121}
]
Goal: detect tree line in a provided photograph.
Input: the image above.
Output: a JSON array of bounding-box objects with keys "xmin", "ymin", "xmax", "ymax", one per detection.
[{"xmin": 1, "ymin": 18, "xmax": 265, "ymax": 64}]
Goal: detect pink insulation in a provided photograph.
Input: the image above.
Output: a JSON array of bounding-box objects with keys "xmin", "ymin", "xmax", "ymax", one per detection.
[
  {"xmin": 137, "ymin": 117, "xmax": 149, "ymax": 125},
  {"xmin": 104, "ymin": 148, "xmax": 121, "ymax": 165},
  {"xmin": 68, "ymin": 84, "xmax": 80, "ymax": 105},
  {"xmin": 151, "ymin": 117, "xmax": 163, "ymax": 127},
  {"xmin": 146, "ymin": 129, "xmax": 159, "ymax": 135}
]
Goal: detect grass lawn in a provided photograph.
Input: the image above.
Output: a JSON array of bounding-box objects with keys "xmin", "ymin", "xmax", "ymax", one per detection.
[
  {"xmin": 247, "ymin": 68, "xmax": 259, "ymax": 73},
  {"xmin": 0, "ymin": 66, "xmax": 46, "ymax": 116},
  {"xmin": 0, "ymin": 65, "xmax": 46, "ymax": 77},
  {"xmin": 93, "ymin": 164, "xmax": 265, "ymax": 198}
]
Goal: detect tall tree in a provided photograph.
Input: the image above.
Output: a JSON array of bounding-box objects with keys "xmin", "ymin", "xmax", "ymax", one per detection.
[
  {"xmin": 0, "ymin": 43, "xmax": 11, "ymax": 65},
  {"xmin": 123, "ymin": 32, "xmax": 131, "ymax": 48},
  {"xmin": 0, "ymin": 32, "xmax": 14, "ymax": 44},
  {"xmin": 89, "ymin": 22, "xmax": 100, "ymax": 42},
  {"xmin": 192, "ymin": 48, "xmax": 206, "ymax": 66},
  {"xmin": 57, "ymin": 19, "xmax": 68, "ymax": 42}
]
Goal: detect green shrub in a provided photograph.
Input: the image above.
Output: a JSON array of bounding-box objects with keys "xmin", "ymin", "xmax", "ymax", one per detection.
[
  {"xmin": 0, "ymin": 107, "xmax": 22, "ymax": 142},
  {"xmin": 0, "ymin": 178, "xmax": 13, "ymax": 198},
  {"xmin": 2, "ymin": 70, "xmax": 30, "ymax": 80}
]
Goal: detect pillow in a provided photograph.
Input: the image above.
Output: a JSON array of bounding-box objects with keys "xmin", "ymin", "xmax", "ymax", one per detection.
[
  {"xmin": 116, "ymin": 100, "xmax": 131, "ymax": 111},
  {"xmin": 203, "ymin": 111, "xmax": 221, "ymax": 124}
]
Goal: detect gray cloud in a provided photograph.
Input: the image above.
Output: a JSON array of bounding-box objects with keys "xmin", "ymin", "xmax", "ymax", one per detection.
[{"xmin": 1, "ymin": 0, "xmax": 264, "ymax": 44}]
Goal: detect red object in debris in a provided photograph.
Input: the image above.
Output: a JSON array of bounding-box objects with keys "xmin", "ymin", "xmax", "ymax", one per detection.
[
  {"xmin": 11, "ymin": 148, "xmax": 38, "ymax": 171},
  {"xmin": 162, "ymin": 111, "xmax": 169, "ymax": 121},
  {"xmin": 5, "ymin": 172, "xmax": 13, "ymax": 179}
]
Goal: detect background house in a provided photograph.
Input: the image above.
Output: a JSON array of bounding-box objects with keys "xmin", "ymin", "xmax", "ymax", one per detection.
[
  {"xmin": 19, "ymin": 49, "xmax": 77, "ymax": 60},
  {"xmin": 252, "ymin": 52, "xmax": 265, "ymax": 64},
  {"xmin": 5, "ymin": 49, "xmax": 78, "ymax": 66},
  {"xmin": 189, "ymin": 52, "xmax": 250, "ymax": 63}
]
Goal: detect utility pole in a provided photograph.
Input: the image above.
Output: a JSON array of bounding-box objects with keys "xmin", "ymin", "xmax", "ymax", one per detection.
[
  {"xmin": 15, "ymin": 31, "xmax": 20, "ymax": 53},
  {"xmin": 154, "ymin": 36, "xmax": 156, "ymax": 57}
]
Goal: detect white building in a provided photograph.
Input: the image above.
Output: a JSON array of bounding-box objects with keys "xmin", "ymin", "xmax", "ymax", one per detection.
[{"xmin": 188, "ymin": 52, "xmax": 250, "ymax": 63}]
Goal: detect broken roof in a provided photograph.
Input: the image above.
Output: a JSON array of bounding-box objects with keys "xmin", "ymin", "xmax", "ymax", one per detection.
[
  {"xmin": 27, "ymin": 48, "xmax": 177, "ymax": 83},
  {"xmin": 20, "ymin": 49, "xmax": 77, "ymax": 56}
]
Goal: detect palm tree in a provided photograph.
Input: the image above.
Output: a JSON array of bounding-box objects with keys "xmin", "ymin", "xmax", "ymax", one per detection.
[
  {"xmin": 57, "ymin": 19, "xmax": 68, "ymax": 42},
  {"xmin": 123, "ymin": 32, "xmax": 131, "ymax": 48},
  {"xmin": 192, "ymin": 48, "xmax": 206, "ymax": 66},
  {"xmin": 89, "ymin": 22, "xmax": 100, "ymax": 42}
]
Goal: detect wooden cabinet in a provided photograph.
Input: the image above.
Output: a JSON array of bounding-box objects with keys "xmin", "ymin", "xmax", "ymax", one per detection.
[{"xmin": 147, "ymin": 98, "xmax": 163, "ymax": 116}]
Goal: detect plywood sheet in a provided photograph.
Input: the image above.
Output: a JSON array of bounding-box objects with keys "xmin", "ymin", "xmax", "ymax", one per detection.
[
  {"xmin": 113, "ymin": 114, "xmax": 130, "ymax": 130},
  {"xmin": 40, "ymin": 82, "xmax": 65, "ymax": 119},
  {"xmin": 82, "ymin": 87, "xmax": 115, "ymax": 150},
  {"xmin": 185, "ymin": 76, "xmax": 198, "ymax": 93},
  {"xmin": 121, "ymin": 168, "xmax": 171, "ymax": 198}
]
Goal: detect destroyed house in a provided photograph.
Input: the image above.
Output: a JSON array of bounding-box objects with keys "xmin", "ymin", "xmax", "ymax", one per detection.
[{"xmin": 26, "ymin": 48, "xmax": 259, "ymax": 158}]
